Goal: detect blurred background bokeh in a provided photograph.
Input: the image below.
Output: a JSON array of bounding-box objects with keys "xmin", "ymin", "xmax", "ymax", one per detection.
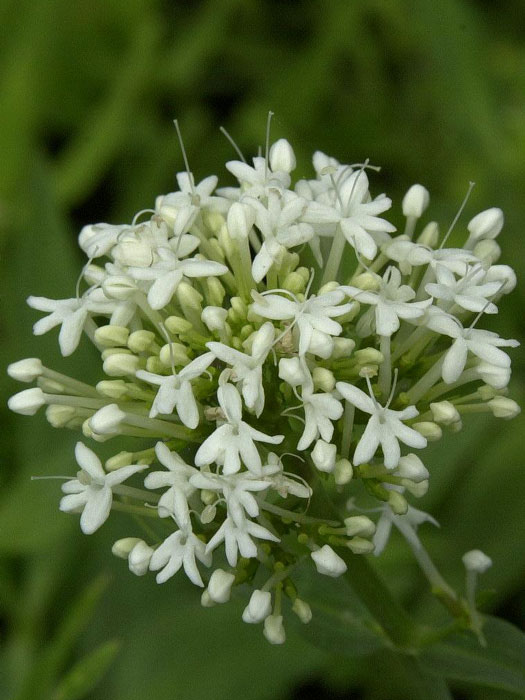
[{"xmin": 1, "ymin": 1, "xmax": 524, "ymax": 698}]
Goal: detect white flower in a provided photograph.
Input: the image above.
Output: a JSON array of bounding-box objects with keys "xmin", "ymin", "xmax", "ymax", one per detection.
[
  {"xmin": 144, "ymin": 442, "xmax": 198, "ymax": 524},
  {"xmin": 373, "ymin": 501, "xmax": 439, "ymax": 556},
  {"xmin": 149, "ymin": 528, "xmax": 212, "ymax": 586},
  {"xmin": 78, "ymin": 222, "xmax": 128, "ymax": 258},
  {"xmin": 207, "ymin": 323, "xmax": 274, "ymax": 416},
  {"xmin": 426, "ymin": 314, "xmax": 519, "ymax": 384},
  {"xmin": 425, "ymin": 263, "xmax": 501, "ymax": 314},
  {"xmin": 297, "ymin": 365, "xmax": 343, "ymax": 450},
  {"xmin": 224, "ymin": 155, "xmax": 291, "ymax": 199},
  {"xmin": 136, "ymin": 352, "xmax": 214, "ymax": 427},
  {"xmin": 311, "ymin": 545, "xmax": 347, "ymax": 577},
  {"xmin": 342, "ymin": 266, "xmax": 431, "ymax": 337},
  {"xmin": 59, "ymin": 442, "xmax": 146, "ymax": 534},
  {"xmin": 311, "ymin": 439, "xmax": 337, "ymax": 473},
  {"xmin": 155, "ymin": 172, "xmax": 227, "ymax": 232},
  {"xmin": 251, "ymin": 288, "xmax": 354, "ymax": 357},
  {"xmin": 205, "ymin": 515, "xmax": 279, "ymax": 567},
  {"xmin": 207, "ymin": 569, "xmax": 236, "ymax": 603},
  {"xmin": 336, "ymin": 380, "xmax": 426, "ymax": 469},
  {"xmin": 264, "ymin": 614, "xmax": 286, "ymax": 644},
  {"xmin": 195, "ymin": 384, "xmax": 283, "ymax": 475},
  {"xmin": 242, "ymin": 589, "xmax": 272, "ymax": 623},
  {"xmin": 462, "ymin": 549, "xmax": 492, "ymax": 573},
  {"xmin": 402, "ymin": 184, "xmax": 430, "ymax": 218},
  {"xmin": 28, "ymin": 293, "xmax": 115, "ymax": 356}
]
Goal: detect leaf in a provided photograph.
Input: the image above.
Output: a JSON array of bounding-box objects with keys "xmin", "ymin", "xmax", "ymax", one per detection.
[
  {"xmin": 53, "ymin": 640, "xmax": 120, "ymax": 700},
  {"xmin": 420, "ymin": 616, "xmax": 525, "ymax": 696}
]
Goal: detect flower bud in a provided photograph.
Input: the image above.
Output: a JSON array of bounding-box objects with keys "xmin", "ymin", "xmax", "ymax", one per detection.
[
  {"xmin": 430, "ymin": 400, "xmax": 460, "ymax": 425},
  {"xmin": 396, "ymin": 454, "xmax": 429, "ymax": 483},
  {"xmin": 129, "ymin": 540, "xmax": 154, "ymax": 576},
  {"xmin": 282, "ymin": 271, "xmax": 307, "ymax": 295},
  {"xmin": 8, "ymin": 387, "xmax": 46, "ymax": 415},
  {"xmin": 332, "ymin": 338, "xmax": 355, "ymax": 360},
  {"xmin": 201, "ymin": 306, "xmax": 228, "ymax": 332},
  {"xmin": 200, "ymin": 590, "xmax": 214, "ymax": 608},
  {"xmin": 128, "ymin": 330, "xmax": 156, "ymax": 353},
  {"xmin": 164, "ymin": 315, "xmax": 193, "ymax": 335},
  {"xmin": 487, "ymin": 396, "xmax": 520, "ymax": 419},
  {"xmin": 106, "ymin": 451, "xmax": 134, "ymax": 471},
  {"xmin": 402, "ymin": 479, "xmax": 429, "ymax": 498},
  {"xmin": 467, "ymin": 207, "xmax": 504, "ymax": 241},
  {"xmin": 269, "ymin": 139, "xmax": 296, "ymax": 173},
  {"xmin": 388, "ymin": 490, "xmax": 408, "ymax": 515},
  {"xmin": 242, "ymin": 589, "xmax": 272, "ymax": 623},
  {"xmin": 102, "ymin": 275, "xmax": 137, "ymax": 301},
  {"xmin": 89, "ymin": 404, "xmax": 126, "ymax": 435},
  {"xmin": 347, "ymin": 537, "xmax": 375, "ymax": 554},
  {"xmin": 416, "ymin": 221, "xmax": 439, "ymax": 247},
  {"xmin": 334, "ymin": 458, "xmax": 353, "ymax": 485},
  {"xmin": 38, "ymin": 377, "xmax": 65, "ymax": 393},
  {"xmin": 46, "ymin": 404, "xmax": 77, "ymax": 428},
  {"xmin": 476, "ymin": 362, "xmax": 510, "ymax": 389},
  {"xmin": 206, "ymin": 277, "xmax": 226, "ymax": 307},
  {"xmin": 484, "ymin": 265, "xmax": 516, "ymax": 294},
  {"xmin": 344, "ymin": 515, "xmax": 376, "ymax": 538},
  {"xmin": 112, "ymin": 537, "xmax": 142, "ymax": 559},
  {"xmin": 473, "ymin": 239, "xmax": 501, "ymax": 265},
  {"xmin": 103, "ymin": 353, "xmax": 140, "ymax": 377},
  {"xmin": 146, "ymin": 356, "xmax": 165, "ymax": 374},
  {"xmin": 402, "ymin": 184, "xmax": 430, "ymax": 218},
  {"xmin": 208, "ymin": 569, "xmax": 235, "ymax": 604},
  {"xmin": 308, "ymin": 329, "xmax": 334, "ymax": 359},
  {"xmin": 94, "ymin": 325, "xmax": 130, "ymax": 348},
  {"xmin": 292, "ymin": 598, "xmax": 312, "ymax": 624},
  {"xmin": 278, "ymin": 357, "xmax": 306, "ymax": 387},
  {"xmin": 227, "ymin": 202, "xmax": 256, "ymax": 240},
  {"xmin": 263, "ymin": 614, "xmax": 286, "ymax": 645},
  {"xmin": 96, "ymin": 380, "xmax": 129, "ymax": 400},
  {"xmin": 312, "ymin": 367, "xmax": 336, "ymax": 392},
  {"xmin": 351, "ymin": 272, "xmax": 380, "ymax": 291},
  {"xmin": 113, "ymin": 237, "xmax": 153, "ymax": 267},
  {"xmin": 177, "ymin": 281, "xmax": 203, "ymax": 311},
  {"xmin": 7, "ymin": 358, "xmax": 43, "ymax": 383},
  {"xmin": 159, "ymin": 343, "xmax": 190, "ymax": 367},
  {"xmin": 200, "ymin": 504, "xmax": 217, "ymax": 524},
  {"xmin": 412, "ymin": 421, "xmax": 442, "ymax": 441},
  {"xmin": 311, "ymin": 440, "xmax": 337, "ymax": 473},
  {"xmin": 354, "ymin": 348, "xmax": 384, "ymax": 365},
  {"xmin": 462, "ymin": 549, "xmax": 492, "ymax": 574},
  {"xmin": 311, "ymin": 545, "xmax": 347, "ymax": 577},
  {"xmin": 82, "ymin": 418, "xmax": 111, "ymax": 442}
]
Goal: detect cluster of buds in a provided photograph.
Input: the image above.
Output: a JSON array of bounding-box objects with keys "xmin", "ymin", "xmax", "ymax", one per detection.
[{"xmin": 8, "ymin": 124, "xmax": 520, "ymax": 643}]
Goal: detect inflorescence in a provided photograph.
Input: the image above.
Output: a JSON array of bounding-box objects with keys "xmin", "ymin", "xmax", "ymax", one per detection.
[{"xmin": 8, "ymin": 120, "xmax": 520, "ymax": 644}]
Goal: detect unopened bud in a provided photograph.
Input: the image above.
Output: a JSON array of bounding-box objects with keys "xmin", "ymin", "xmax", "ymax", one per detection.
[
  {"xmin": 347, "ymin": 537, "xmax": 375, "ymax": 554},
  {"xmin": 344, "ymin": 515, "xmax": 376, "ymax": 538},
  {"xmin": 269, "ymin": 139, "xmax": 296, "ymax": 173},
  {"xmin": 102, "ymin": 275, "xmax": 137, "ymax": 301},
  {"xmin": 311, "ymin": 440, "xmax": 337, "ymax": 473},
  {"xmin": 96, "ymin": 380, "xmax": 129, "ymax": 400},
  {"xmin": 159, "ymin": 343, "xmax": 190, "ymax": 367},
  {"xmin": 477, "ymin": 384, "xmax": 497, "ymax": 401},
  {"xmin": 129, "ymin": 541, "xmax": 154, "ymax": 576},
  {"xmin": 430, "ymin": 400, "xmax": 460, "ymax": 425},
  {"xmin": 334, "ymin": 458, "xmax": 353, "ymax": 485},
  {"xmin": 476, "ymin": 362, "xmax": 511, "ymax": 389},
  {"xmin": 227, "ymin": 202, "xmax": 256, "ymax": 240},
  {"xmin": 473, "ymin": 239, "xmax": 501, "ymax": 265},
  {"xmin": 402, "ymin": 479, "xmax": 429, "ymax": 498},
  {"xmin": 402, "ymin": 184, "xmax": 430, "ymax": 218},
  {"xmin": 200, "ymin": 590, "xmax": 214, "ymax": 608},
  {"xmin": 388, "ymin": 490, "xmax": 408, "ymax": 515},
  {"xmin": 201, "ymin": 306, "xmax": 228, "ymax": 332},
  {"xmin": 8, "ymin": 387, "xmax": 46, "ymax": 415},
  {"xmin": 103, "ymin": 353, "xmax": 140, "ymax": 377},
  {"xmin": 292, "ymin": 598, "xmax": 312, "ymax": 624},
  {"xmin": 208, "ymin": 569, "xmax": 235, "ymax": 604},
  {"xmin": 462, "ymin": 549, "xmax": 492, "ymax": 574},
  {"xmin": 396, "ymin": 454, "xmax": 429, "ymax": 482},
  {"xmin": 467, "ymin": 207, "xmax": 504, "ymax": 242},
  {"xmin": 242, "ymin": 590, "xmax": 272, "ymax": 623},
  {"xmin": 488, "ymin": 396, "xmax": 520, "ymax": 419},
  {"xmin": 351, "ymin": 272, "xmax": 380, "ymax": 291},
  {"xmin": 206, "ymin": 278, "xmax": 225, "ymax": 306},
  {"xmin": 37, "ymin": 377, "xmax": 65, "ymax": 393},
  {"xmin": 263, "ymin": 614, "xmax": 286, "ymax": 645},
  {"xmin": 312, "ymin": 367, "xmax": 336, "ymax": 392},
  {"xmin": 311, "ymin": 545, "xmax": 347, "ymax": 577},
  {"xmin": 416, "ymin": 221, "xmax": 439, "ymax": 247},
  {"xmin": 354, "ymin": 348, "xmax": 384, "ymax": 365},
  {"xmin": 278, "ymin": 357, "xmax": 306, "ymax": 387},
  {"xmin": 332, "ymin": 338, "xmax": 355, "ymax": 359},
  {"xmin": 7, "ymin": 358, "xmax": 43, "ymax": 382},
  {"xmin": 282, "ymin": 271, "xmax": 306, "ymax": 295},
  {"xmin": 177, "ymin": 281, "xmax": 203, "ymax": 310},
  {"xmin": 200, "ymin": 504, "xmax": 217, "ymax": 524},
  {"xmin": 46, "ymin": 404, "xmax": 77, "ymax": 428},
  {"xmin": 106, "ymin": 451, "xmax": 134, "ymax": 471},
  {"xmin": 112, "ymin": 537, "xmax": 142, "ymax": 559},
  {"xmin": 89, "ymin": 404, "xmax": 126, "ymax": 435},
  {"xmin": 128, "ymin": 330, "xmax": 156, "ymax": 353},
  {"xmin": 484, "ymin": 265, "xmax": 516, "ymax": 294},
  {"xmin": 413, "ymin": 421, "xmax": 442, "ymax": 441},
  {"xmin": 164, "ymin": 315, "xmax": 193, "ymax": 335}
]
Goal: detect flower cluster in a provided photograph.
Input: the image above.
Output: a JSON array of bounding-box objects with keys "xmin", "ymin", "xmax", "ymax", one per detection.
[{"xmin": 8, "ymin": 129, "xmax": 520, "ymax": 644}]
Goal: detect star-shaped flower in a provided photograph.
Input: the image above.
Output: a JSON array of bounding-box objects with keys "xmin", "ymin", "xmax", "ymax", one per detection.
[
  {"xmin": 149, "ymin": 528, "xmax": 211, "ymax": 586},
  {"xmin": 144, "ymin": 442, "xmax": 198, "ymax": 524}
]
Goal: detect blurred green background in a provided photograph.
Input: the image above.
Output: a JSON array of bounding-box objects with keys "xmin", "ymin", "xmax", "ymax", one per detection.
[{"xmin": 1, "ymin": 1, "xmax": 524, "ymax": 698}]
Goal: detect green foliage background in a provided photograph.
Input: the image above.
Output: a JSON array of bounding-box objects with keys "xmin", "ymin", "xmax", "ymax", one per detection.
[{"xmin": 1, "ymin": 1, "xmax": 524, "ymax": 698}]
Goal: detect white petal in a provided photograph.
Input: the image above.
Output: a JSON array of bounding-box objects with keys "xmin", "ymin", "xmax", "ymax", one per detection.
[{"xmin": 80, "ymin": 486, "xmax": 112, "ymax": 534}]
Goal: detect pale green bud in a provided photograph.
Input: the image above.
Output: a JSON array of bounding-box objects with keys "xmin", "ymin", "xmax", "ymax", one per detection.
[
  {"xmin": 354, "ymin": 348, "xmax": 384, "ymax": 365},
  {"xmin": 240, "ymin": 324, "xmax": 255, "ymax": 342},
  {"xmin": 396, "ymin": 454, "xmax": 428, "ymax": 482},
  {"xmin": 200, "ymin": 489, "xmax": 216, "ymax": 505},
  {"xmin": 412, "ymin": 421, "xmax": 442, "ymax": 441},
  {"xmin": 488, "ymin": 396, "xmax": 521, "ymax": 419},
  {"xmin": 207, "ymin": 237, "xmax": 227, "ymax": 262},
  {"xmin": 227, "ymin": 202, "xmax": 255, "ymax": 240},
  {"xmin": 332, "ymin": 338, "xmax": 355, "ymax": 359},
  {"xmin": 344, "ymin": 515, "xmax": 376, "ymax": 538},
  {"xmin": 416, "ymin": 221, "xmax": 439, "ymax": 247},
  {"xmin": 206, "ymin": 278, "xmax": 226, "ymax": 306},
  {"xmin": 473, "ymin": 239, "xmax": 501, "ymax": 265},
  {"xmin": 347, "ymin": 537, "xmax": 375, "ymax": 554},
  {"xmin": 101, "ymin": 347, "xmax": 132, "ymax": 360},
  {"xmin": 112, "ymin": 537, "xmax": 142, "ymax": 559},
  {"xmin": 37, "ymin": 377, "xmax": 66, "ymax": 393},
  {"xmin": 313, "ymin": 367, "xmax": 336, "ymax": 392},
  {"xmin": 94, "ymin": 325, "xmax": 130, "ymax": 348},
  {"xmin": 106, "ymin": 451, "xmax": 134, "ymax": 471},
  {"xmin": 230, "ymin": 296, "xmax": 247, "ymax": 319},
  {"xmin": 388, "ymin": 490, "xmax": 408, "ymax": 515},
  {"xmin": 202, "ymin": 211, "xmax": 225, "ymax": 235},
  {"xmin": 46, "ymin": 404, "xmax": 77, "ymax": 428},
  {"xmin": 282, "ymin": 271, "xmax": 306, "ymax": 294},
  {"xmin": 318, "ymin": 281, "xmax": 339, "ymax": 294},
  {"xmin": 128, "ymin": 330, "xmax": 157, "ymax": 354},
  {"xmin": 351, "ymin": 272, "xmax": 380, "ymax": 291},
  {"xmin": 159, "ymin": 343, "xmax": 190, "ymax": 367},
  {"xmin": 402, "ymin": 479, "xmax": 429, "ymax": 498},
  {"xmin": 200, "ymin": 590, "xmax": 215, "ymax": 608},
  {"xmin": 165, "ymin": 316, "xmax": 193, "ymax": 334},
  {"xmin": 146, "ymin": 356, "xmax": 166, "ymax": 374},
  {"xmin": 291, "ymin": 598, "xmax": 312, "ymax": 624},
  {"xmin": 103, "ymin": 353, "xmax": 140, "ymax": 377},
  {"xmin": 478, "ymin": 384, "xmax": 497, "ymax": 401},
  {"xmin": 296, "ymin": 266, "xmax": 310, "ymax": 284},
  {"xmin": 334, "ymin": 458, "xmax": 353, "ymax": 485},
  {"xmin": 430, "ymin": 400, "xmax": 460, "ymax": 425},
  {"xmin": 177, "ymin": 281, "xmax": 203, "ymax": 310}
]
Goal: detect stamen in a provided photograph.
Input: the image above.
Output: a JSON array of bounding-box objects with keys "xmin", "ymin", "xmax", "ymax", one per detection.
[
  {"xmin": 173, "ymin": 119, "xmax": 196, "ymax": 196},
  {"xmin": 439, "ymin": 181, "xmax": 475, "ymax": 249},
  {"xmin": 219, "ymin": 126, "xmax": 246, "ymax": 163},
  {"xmin": 385, "ymin": 368, "xmax": 399, "ymax": 409},
  {"xmin": 264, "ymin": 110, "xmax": 274, "ymax": 180},
  {"xmin": 467, "ymin": 281, "xmax": 506, "ymax": 331},
  {"xmin": 159, "ymin": 322, "xmax": 177, "ymax": 376},
  {"xmin": 132, "ymin": 209, "xmax": 156, "ymax": 226}
]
